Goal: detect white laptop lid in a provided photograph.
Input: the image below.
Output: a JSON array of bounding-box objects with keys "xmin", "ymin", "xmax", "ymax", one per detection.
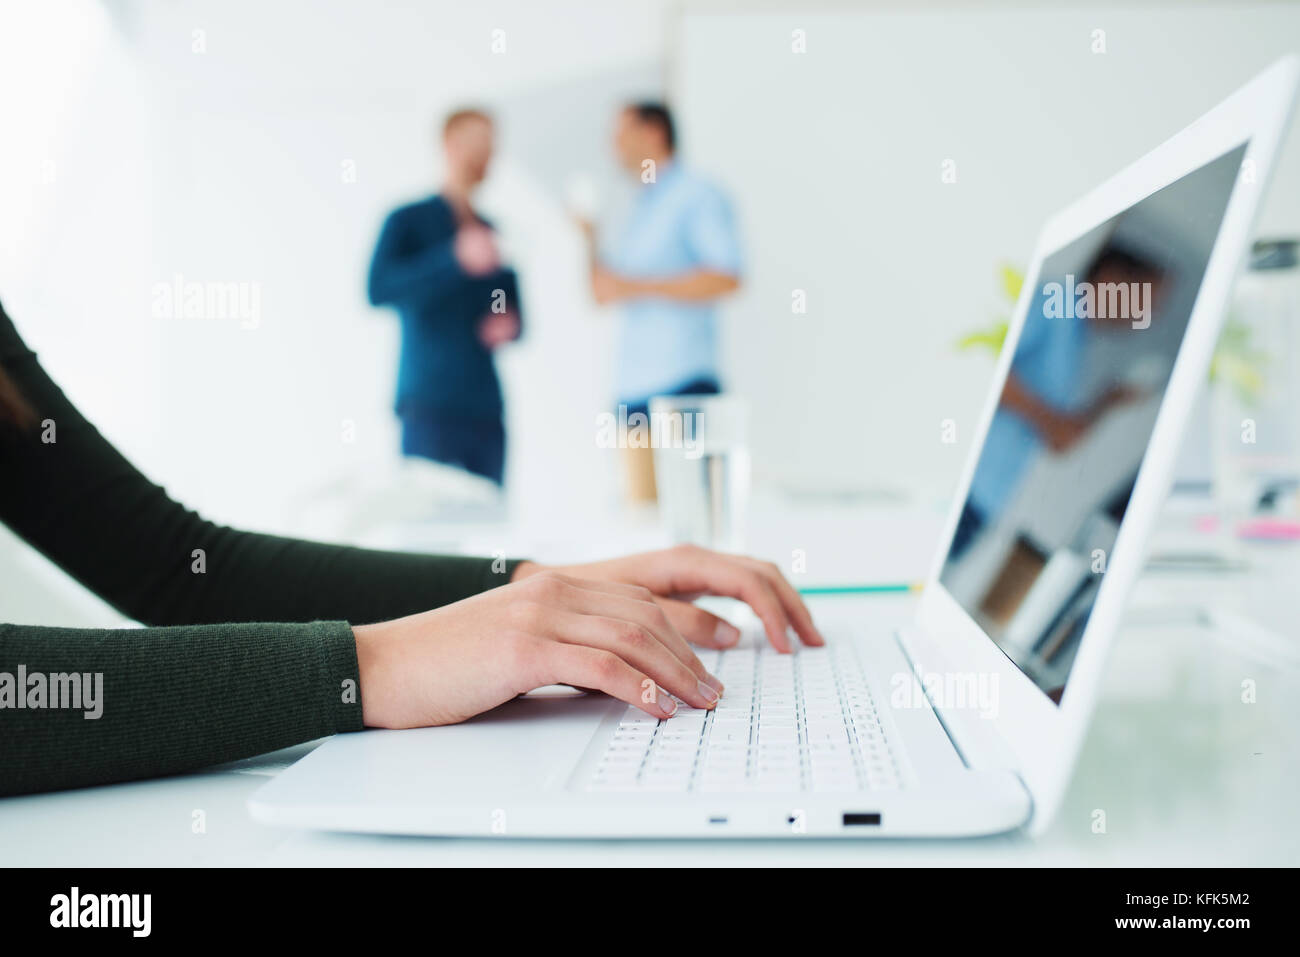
[{"xmin": 902, "ymin": 57, "xmax": 1299, "ymax": 833}]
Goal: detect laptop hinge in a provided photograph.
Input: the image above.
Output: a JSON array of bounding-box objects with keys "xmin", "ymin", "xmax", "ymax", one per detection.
[{"xmin": 893, "ymin": 624, "xmax": 1023, "ymax": 774}]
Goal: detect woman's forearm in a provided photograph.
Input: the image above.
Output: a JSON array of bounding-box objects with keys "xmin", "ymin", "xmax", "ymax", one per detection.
[
  {"xmin": 0, "ymin": 619, "xmax": 362, "ymax": 796},
  {"xmin": 0, "ymin": 302, "xmax": 521, "ymax": 627}
]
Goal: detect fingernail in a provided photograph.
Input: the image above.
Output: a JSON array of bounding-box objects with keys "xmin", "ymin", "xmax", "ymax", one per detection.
[
  {"xmin": 659, "ymin": 692, "xmax": 677, "ymax": 717},
  {"xmin": 697, "ymin": 680, "xmax": 720, "ymax": 705},
  {"xmin": 703, "ymin": 673, "xmax": 725, "ymax": 695},
  {"xmin": 715, "ymin": 622, "xmax": 741, "ymax": 647}
]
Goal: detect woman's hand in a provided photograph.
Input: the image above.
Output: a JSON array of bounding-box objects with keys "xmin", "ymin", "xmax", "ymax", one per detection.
[
  {"xmin": 514, "ymin": 545, "xmax": 824, "ymax": 655},
  {"xmin": 354, "ymin": 546, "xmax": 821, "ymax": 730},
  {"xmin": 354, "ymin": 570, "xmax": 726, "ymax": 729}
]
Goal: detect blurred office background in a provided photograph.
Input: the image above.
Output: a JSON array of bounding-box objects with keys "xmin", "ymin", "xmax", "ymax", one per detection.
[{"xmin": 2, "ymin": 0, "xmax": 1299, "ymax": 622}]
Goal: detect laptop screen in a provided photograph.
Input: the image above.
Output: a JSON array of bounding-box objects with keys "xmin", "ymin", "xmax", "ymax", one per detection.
[{"xmin": 939, "ymin": 143, "xmax": 1248, "ymax": 703}]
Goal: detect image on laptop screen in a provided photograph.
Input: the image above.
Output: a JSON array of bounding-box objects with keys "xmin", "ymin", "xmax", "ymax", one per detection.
[{"xmin": 939, "ymin": 143, "xmax": 1248, "ymax": 703}]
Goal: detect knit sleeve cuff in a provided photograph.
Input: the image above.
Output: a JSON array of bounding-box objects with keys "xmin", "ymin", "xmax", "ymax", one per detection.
[
  {"xmin": 479, "ymin": 557, "xmax": 527, "ymax": 594},
  {"xmin": 315, "ymin": 620, "xmax": 365, "ymax": 734}
]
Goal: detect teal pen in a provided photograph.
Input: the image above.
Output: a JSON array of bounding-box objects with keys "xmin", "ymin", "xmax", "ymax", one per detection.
[{"xmin": 797, "ymin": 583, "xmax": 924, "ymax": 595}]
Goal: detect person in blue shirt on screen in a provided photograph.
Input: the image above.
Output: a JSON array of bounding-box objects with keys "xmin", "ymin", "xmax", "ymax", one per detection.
[
  {"xmin": 951, "ymin": 246, "xmax": 1167, "ymax": 560},
  {"xmin": 584, "ymin": 102, "xmax": 743, "ymax": 502},
  {"xmin": 367, "ymin": 108, "xmax": 522, "ymax": 486}
]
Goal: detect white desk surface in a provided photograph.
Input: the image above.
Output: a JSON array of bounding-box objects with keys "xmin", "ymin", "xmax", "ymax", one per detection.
[{"xmin": 3, "ymin": 502, "xmax": 1298, "ymax": 866}]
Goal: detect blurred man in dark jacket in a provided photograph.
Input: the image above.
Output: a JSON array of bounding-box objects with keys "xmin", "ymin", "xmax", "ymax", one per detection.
[{"xmin": 368, "ymin": 108, "xmax": 522, "ymax": 485}]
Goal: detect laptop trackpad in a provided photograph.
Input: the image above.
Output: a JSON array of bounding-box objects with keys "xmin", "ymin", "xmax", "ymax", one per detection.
[{"xmin": 311, "ymin": 693, "xmax": 617, "ymax": 798}]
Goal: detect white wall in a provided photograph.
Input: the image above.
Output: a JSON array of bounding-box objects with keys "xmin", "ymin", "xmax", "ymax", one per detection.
[{"xmin": 679, "ymin": 3, "xmax": 1300, "ymax": 505}]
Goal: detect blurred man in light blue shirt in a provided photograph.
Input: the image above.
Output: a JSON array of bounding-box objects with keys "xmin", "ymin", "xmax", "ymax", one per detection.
[{"xmin": 586, "ymin": 102, "xmax": 742, "ymax": 501}]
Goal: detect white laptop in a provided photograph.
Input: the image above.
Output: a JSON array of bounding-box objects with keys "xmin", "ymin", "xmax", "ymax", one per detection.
[{"xmin": 250, "ymin": 58, "xmax": 1298, "ymax": 839}]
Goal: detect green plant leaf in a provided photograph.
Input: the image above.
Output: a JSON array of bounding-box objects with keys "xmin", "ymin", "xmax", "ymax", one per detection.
[
  {"xmin": 956, "ymin": 319, "xmax": 1008, "ymax": 355},
  {"xmin": 1209, "ymin": 318, "xmax": 1269, "ymax": 405},
  {"xmin": 999, "ymin": 263, "xmax": 1024, "ymax": 304}
]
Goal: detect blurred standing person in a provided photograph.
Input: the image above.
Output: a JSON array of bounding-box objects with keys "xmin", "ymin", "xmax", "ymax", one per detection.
[
  {"xmin": 368, "ymin": 108, "xmax": 522, "ymax": 486},
  {"xmin": 583, "ymin": 102, "xmax": 742, "ymax": 502}
]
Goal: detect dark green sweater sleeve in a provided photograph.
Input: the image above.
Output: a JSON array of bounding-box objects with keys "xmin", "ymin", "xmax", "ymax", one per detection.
[
  {"xmin": 0, "ymin": 621, "xmax": 361, "ymax": 796},
  {"xmin": 0, "ymin": 301, "xmax": 523, "ymax": 796}
]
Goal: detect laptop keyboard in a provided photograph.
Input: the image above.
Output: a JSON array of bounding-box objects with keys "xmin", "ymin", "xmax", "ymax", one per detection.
[{"xmin": 585, "ymin": 640, "xmax": 902, "ymax": 793}]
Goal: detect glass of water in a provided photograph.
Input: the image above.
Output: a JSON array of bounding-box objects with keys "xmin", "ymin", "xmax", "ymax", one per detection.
[{"xmin": 648, "ymin": 393, "xmax": 750, "ymax": 552}]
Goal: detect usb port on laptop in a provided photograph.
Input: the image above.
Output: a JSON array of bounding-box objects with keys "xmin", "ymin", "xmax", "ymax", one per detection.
[{"xmin": 842, "ymin": 812, "xmax": 882, "ymax": 826}]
